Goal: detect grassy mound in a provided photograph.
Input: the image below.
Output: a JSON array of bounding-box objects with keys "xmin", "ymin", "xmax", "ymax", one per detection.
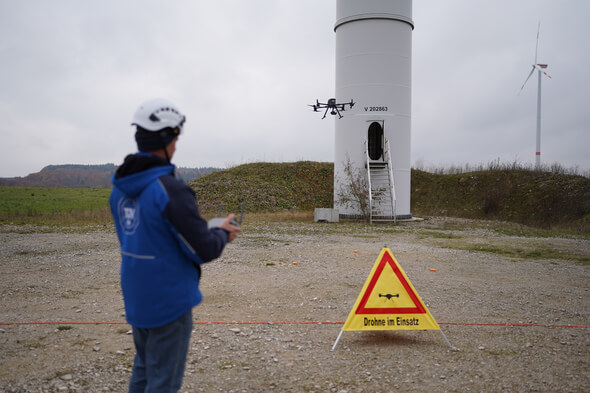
[
  {"xmin": 411, "ymin": 170, "xmax": 590, "ymax": 230},
  {"xmin": 1, "ymin": 162, "xmax": 588, "ymax": 232},
  {"xmin": 190, "ymin": 161, "xmax": 333, "ymax": 214},
  {"xmin": 191, "ymin": 162, "xmax": 590, "ymax": 231}
]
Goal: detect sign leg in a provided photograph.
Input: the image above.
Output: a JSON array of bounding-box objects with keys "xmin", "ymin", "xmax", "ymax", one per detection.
[
  {"xmin": 331, "ymin": 330, "xmax": 344, "ymax": 351},
  {"xmin": 439, "ymin": 330, "xmax": 457, "ymax": 351}
]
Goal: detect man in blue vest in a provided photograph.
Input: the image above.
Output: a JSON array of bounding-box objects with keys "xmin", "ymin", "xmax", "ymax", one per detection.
[{"xmin": 110, "ymin": 98, "xmax": 240, "ymax": 393}]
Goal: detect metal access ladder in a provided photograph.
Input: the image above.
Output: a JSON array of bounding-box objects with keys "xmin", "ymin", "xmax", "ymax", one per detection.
[{"xmin": 365, "ymin": 139, "xmax": 397, "ymax": 224}]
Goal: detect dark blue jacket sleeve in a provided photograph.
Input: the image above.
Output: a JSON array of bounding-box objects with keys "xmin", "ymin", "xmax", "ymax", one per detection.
[{"xmin": 159, "ymin": 176, "xmax": 228, "ymax": 263}]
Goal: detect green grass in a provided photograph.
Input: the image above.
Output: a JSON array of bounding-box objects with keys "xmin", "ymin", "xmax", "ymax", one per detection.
[
  {"xmin": 60, "ymin": 290, "xmax": 84, "ymax": 299},
  {"xmin": 0, "ymin": 186, "xmax": 112, "ymax": 226},
  {"xmin": 431, "ymin": 239, "xmax": 590, "ymax": 265},
  {"xmin": 415, "ymin": 229, "xmax": 463, "ymax": 239},
  {"xmin": 411, "ymin": 169, "xmax": 590, "ymax": 231},
  {"xmin": 2, "ymin": 162, "xmax": 589, "ymax": 234},
  {"xmin": 192, "ymin": 162, "xmax": 589, "ymax": 233}
]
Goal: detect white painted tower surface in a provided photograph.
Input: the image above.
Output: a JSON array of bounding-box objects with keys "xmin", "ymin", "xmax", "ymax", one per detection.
[{"xmin": 334, "ymin": 0, "xmax": 414, "ymax": 219}]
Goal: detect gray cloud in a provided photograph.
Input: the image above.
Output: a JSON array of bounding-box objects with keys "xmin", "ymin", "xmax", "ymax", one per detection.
[{"xmin": 1, "ymin": 0, "xmax": 588, "ymax": 177}]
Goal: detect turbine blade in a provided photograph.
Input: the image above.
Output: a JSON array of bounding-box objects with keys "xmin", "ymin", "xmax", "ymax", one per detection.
[
  {"xmin": 520, "ymin": 66, "xmax": 535, "ymax": 92},
  {"xmin": 535, "ymin": 21, "xmax": 540, "ymax": 64}
]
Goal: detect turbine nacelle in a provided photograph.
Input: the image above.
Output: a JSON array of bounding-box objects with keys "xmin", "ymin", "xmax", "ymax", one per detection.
[{"xmin": 521, "ymin": 64, "xmax": 552, "ymax": 92}]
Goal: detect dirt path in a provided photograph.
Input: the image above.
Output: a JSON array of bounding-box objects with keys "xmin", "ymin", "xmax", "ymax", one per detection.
[{"xmin": 1, "ymin": 218, "xmax": 589, "ymax": 392}]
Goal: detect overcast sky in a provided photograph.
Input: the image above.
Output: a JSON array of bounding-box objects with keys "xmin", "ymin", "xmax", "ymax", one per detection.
[{"xmin": 1, "ymin": 0, "xmax": 588, "ymax": 177}]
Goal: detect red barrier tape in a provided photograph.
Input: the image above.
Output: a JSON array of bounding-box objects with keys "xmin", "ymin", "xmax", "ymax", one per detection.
[{"xmin": 1, "ymin": 321, "xmax": 589, "ymax": 328}]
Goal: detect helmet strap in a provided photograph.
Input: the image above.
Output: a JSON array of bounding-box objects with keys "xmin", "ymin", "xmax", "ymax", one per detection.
[{"xmin": 159, "ymin": 130, "xmax": 171, "ymax": 164}]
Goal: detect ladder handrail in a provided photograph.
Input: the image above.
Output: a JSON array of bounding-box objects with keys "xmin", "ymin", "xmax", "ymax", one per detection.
[
  {"xmin": 364, "ymin": 139, "xmax": 373, "ymax": 224},
  {"xmin": 384, "ymin": 139, "xmax": 397, "ymax": 224}
]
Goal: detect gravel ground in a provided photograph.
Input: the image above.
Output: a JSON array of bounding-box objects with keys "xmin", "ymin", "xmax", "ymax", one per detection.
[{"xmin": 0, "ymin": 217, "xmax": 589, "ymax": 392}]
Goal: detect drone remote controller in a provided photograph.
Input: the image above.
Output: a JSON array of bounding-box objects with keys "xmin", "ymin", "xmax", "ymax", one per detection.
[
  {"xmin": 207, "ymin": 203, "xmax": 245, "ymax": 229},
  {"xmin": 207, "ymin": 217, "xmax": 238, "ymax": 229}
]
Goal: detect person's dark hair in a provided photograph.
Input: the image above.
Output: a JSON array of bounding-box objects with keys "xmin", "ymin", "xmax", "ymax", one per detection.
[{"xmin": 135, "ymin": 126, "xmax": 180, "ymax": 153}]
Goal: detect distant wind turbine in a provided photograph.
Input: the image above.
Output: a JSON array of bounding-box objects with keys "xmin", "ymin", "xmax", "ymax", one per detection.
[{"xmin": 520, "ymin": 22, "xmax": 551, "ymax": 170}]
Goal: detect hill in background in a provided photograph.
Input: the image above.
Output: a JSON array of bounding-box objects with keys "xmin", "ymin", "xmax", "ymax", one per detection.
[
  {"xmin": 191, "ymin": 162, "xmax": 590, "ymax": 231},
  {"xmin": 2, "ymin": 161, "xmax": 588, "ymax": 232},
  {"xmin": 0, "ymin": 164, "xmax": 218, "ymax": 187},
  {"xmin": 191, "ymin": 161, "xmax": 333, "ymax": 214},
  {"xmin": 412, "ymin": 169, "xmax": 590, "ymax": 230}
]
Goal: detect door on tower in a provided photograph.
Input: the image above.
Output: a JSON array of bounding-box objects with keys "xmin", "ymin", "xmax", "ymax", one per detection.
[{"xmin": 367, "ymin": 121, "xmax": 384, "ymax": 161}]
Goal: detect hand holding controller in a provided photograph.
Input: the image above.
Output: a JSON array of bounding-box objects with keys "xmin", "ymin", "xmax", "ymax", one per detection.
[{"xmin": 208, "ymin": 213, "xmax": 240, "ymax": 242}]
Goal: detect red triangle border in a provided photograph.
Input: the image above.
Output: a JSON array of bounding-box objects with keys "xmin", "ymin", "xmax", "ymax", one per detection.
[{"xmin": 355, "ymin": 250, "xmax": 426, "ymax": 315}]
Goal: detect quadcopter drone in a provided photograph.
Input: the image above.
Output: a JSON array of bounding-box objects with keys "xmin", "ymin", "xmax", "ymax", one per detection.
[{"xmin": 309, "ymin": 98, "xmax": 355, "ymax": 119}]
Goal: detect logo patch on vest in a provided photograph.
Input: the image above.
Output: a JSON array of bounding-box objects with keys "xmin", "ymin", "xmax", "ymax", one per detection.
[{"xmin": 118, "ymin": 198, "xmax": 140, "ymax": 235}]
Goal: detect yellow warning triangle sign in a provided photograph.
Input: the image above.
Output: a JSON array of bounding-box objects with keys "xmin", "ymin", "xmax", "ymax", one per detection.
[{"xmin": 342, "ymin": 247, "xmax": 440, "ymax": 331}]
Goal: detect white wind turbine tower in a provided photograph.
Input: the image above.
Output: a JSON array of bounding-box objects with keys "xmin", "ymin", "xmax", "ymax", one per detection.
[{"xmin": 520, "ymin": 22, "xmax": 551, "ymax": 170}]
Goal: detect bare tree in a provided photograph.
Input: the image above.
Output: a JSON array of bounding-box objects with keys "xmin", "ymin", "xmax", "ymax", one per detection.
[{"xmin": 335, "ymin": 156, "xmax": 370, "ymax": 219}]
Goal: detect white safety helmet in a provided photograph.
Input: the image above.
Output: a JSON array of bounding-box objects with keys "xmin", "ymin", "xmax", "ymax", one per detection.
[{"xmin": 131, "ymin": 98, "xmax": 186, "ymax": 132}]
